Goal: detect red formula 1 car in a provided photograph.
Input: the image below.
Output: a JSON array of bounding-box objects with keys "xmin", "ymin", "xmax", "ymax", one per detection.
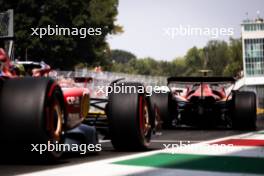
[
  {"xmin": 0, "ymin": 48, "xmax": 157, "ymax": 160},
  {"xmin": 152, "ymin": 76, "xmax": 257, "ymax": 130},
  {"xmin": 0, "ymin": 52, "xmax": 96, "ymax": 159}
]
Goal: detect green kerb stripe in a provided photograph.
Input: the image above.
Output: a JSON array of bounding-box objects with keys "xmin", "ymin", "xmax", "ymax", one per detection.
[
  {"xmin": 256, "ymin": 131, "xmax": 264, "ymax": 134},
  {"xmin": 113, "ymin": 153, "xmax": 264, "ymax": 174}
]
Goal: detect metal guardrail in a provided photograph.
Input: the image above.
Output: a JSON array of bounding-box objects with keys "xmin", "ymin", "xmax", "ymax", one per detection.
[
  {"xmin": 55, "ymin": 69, "xmax": 167, "ymax": 86},
  {"xmin": 50, "ymin": 69, "xmax": 167, "ymax": 98}
]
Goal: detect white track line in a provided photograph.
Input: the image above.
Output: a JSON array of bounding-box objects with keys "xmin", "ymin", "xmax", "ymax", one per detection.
[{"xmin": 17, "ymin": 130, "xmax": 264, "ymax": 176}]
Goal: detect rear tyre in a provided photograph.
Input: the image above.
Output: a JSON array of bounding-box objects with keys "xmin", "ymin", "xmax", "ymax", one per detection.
[
  {"xmin": 150, "ymin": 91, "xmax": 173, "ymax": 129},
  {"xmin": 232, "ymin": 91, "xmax": 256, "ymax": 130},
  {"xmin": 0, "ymin": 77, "xmax": 66, "ymax": 160},
  {"xmin": 108, "ymin": 82, "xmax": 152, "ymax": 150}
]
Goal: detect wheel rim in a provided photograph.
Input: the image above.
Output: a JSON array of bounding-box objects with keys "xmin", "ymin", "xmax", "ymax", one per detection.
[
  {"xmin": 139, "ymin": 96, "xmax": 151, "ymax": 139},
  {"xmin": 47, "ymin": 99, "xmax": 63, "ymax": 142}
]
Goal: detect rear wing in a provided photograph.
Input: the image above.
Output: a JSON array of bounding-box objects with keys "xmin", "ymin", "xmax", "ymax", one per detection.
[{"xmin": 167, "ymin": 77, "xmax": 236, "ymax": 84}]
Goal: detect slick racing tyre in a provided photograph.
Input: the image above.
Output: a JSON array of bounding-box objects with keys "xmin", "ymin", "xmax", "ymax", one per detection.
[
  {"xmin": 150, "ymin": 91, "xmax": 172, "ymax": 129},
  {"xmin": 0, "ymin": 77, "xmax": 66, "ymax": 160},
  {"xmin": 108, "ymin": 82, "xmax": 152, "ymax": 150},
  {"xmin": 232, "ymin": 91, "xmax": 256, "ymax": 130}
]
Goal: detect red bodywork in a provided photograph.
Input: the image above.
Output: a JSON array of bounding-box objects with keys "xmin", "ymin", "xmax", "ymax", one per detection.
[
  {"xmin": 59, "ymin": 82, "xmax": 90, "ymax": 129},
  {"xmin": 184, "ymin": 83, "xmax": 227, "ymax": 101},
  {"xmin": 0, "ymin": 49, "xmax": 89, "ymax": 130}
]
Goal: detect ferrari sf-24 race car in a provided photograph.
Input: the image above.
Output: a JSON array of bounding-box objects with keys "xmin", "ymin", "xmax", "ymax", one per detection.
[
  {"xmin": 0, "ymin": 49, "xmax": 159, "ymax": 160},
  {"xmin": 152, "ymin": 76, "xmax": 257, "ymax": 130}
]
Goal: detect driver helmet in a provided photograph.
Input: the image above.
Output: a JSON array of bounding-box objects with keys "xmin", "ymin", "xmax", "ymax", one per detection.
[{"xmin": 13, "ymin": 63, "xmax": 26, "ymax": 76}]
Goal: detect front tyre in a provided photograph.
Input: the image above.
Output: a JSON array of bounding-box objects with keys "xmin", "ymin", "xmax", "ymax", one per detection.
[
  {"xmin": 150, "ymin": 91, "xmax": 173, "ymax": 129},
  {"xmin": 108, "ymin": 82, "xmax": 152, "ymax": 150}
]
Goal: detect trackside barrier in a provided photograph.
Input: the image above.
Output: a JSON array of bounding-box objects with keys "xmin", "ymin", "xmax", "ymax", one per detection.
[{"xmin": 50, "ymin": 70, "xmax": 167, "ymax": 99}]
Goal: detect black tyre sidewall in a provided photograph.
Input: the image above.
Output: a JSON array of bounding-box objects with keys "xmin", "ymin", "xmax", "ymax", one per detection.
[
  {"xmin": 232, "ymin": 91, "xmax": 256, "ymax": 130},
  {"xmin": 108, "ymin": 82, "xmax": 151, "ymax": 150},
  {"xmin": 0, "ymin": 77, "xmax": 66, "ymax": 159},
  {"xmin": 150, "ymin": 91, "xmax": 173, "ymax": 128}
]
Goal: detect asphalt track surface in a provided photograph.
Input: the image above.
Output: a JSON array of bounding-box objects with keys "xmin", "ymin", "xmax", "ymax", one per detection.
[{"xmin": 1, "ymin": 115, "xmax": 264, "ymax": 176}]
